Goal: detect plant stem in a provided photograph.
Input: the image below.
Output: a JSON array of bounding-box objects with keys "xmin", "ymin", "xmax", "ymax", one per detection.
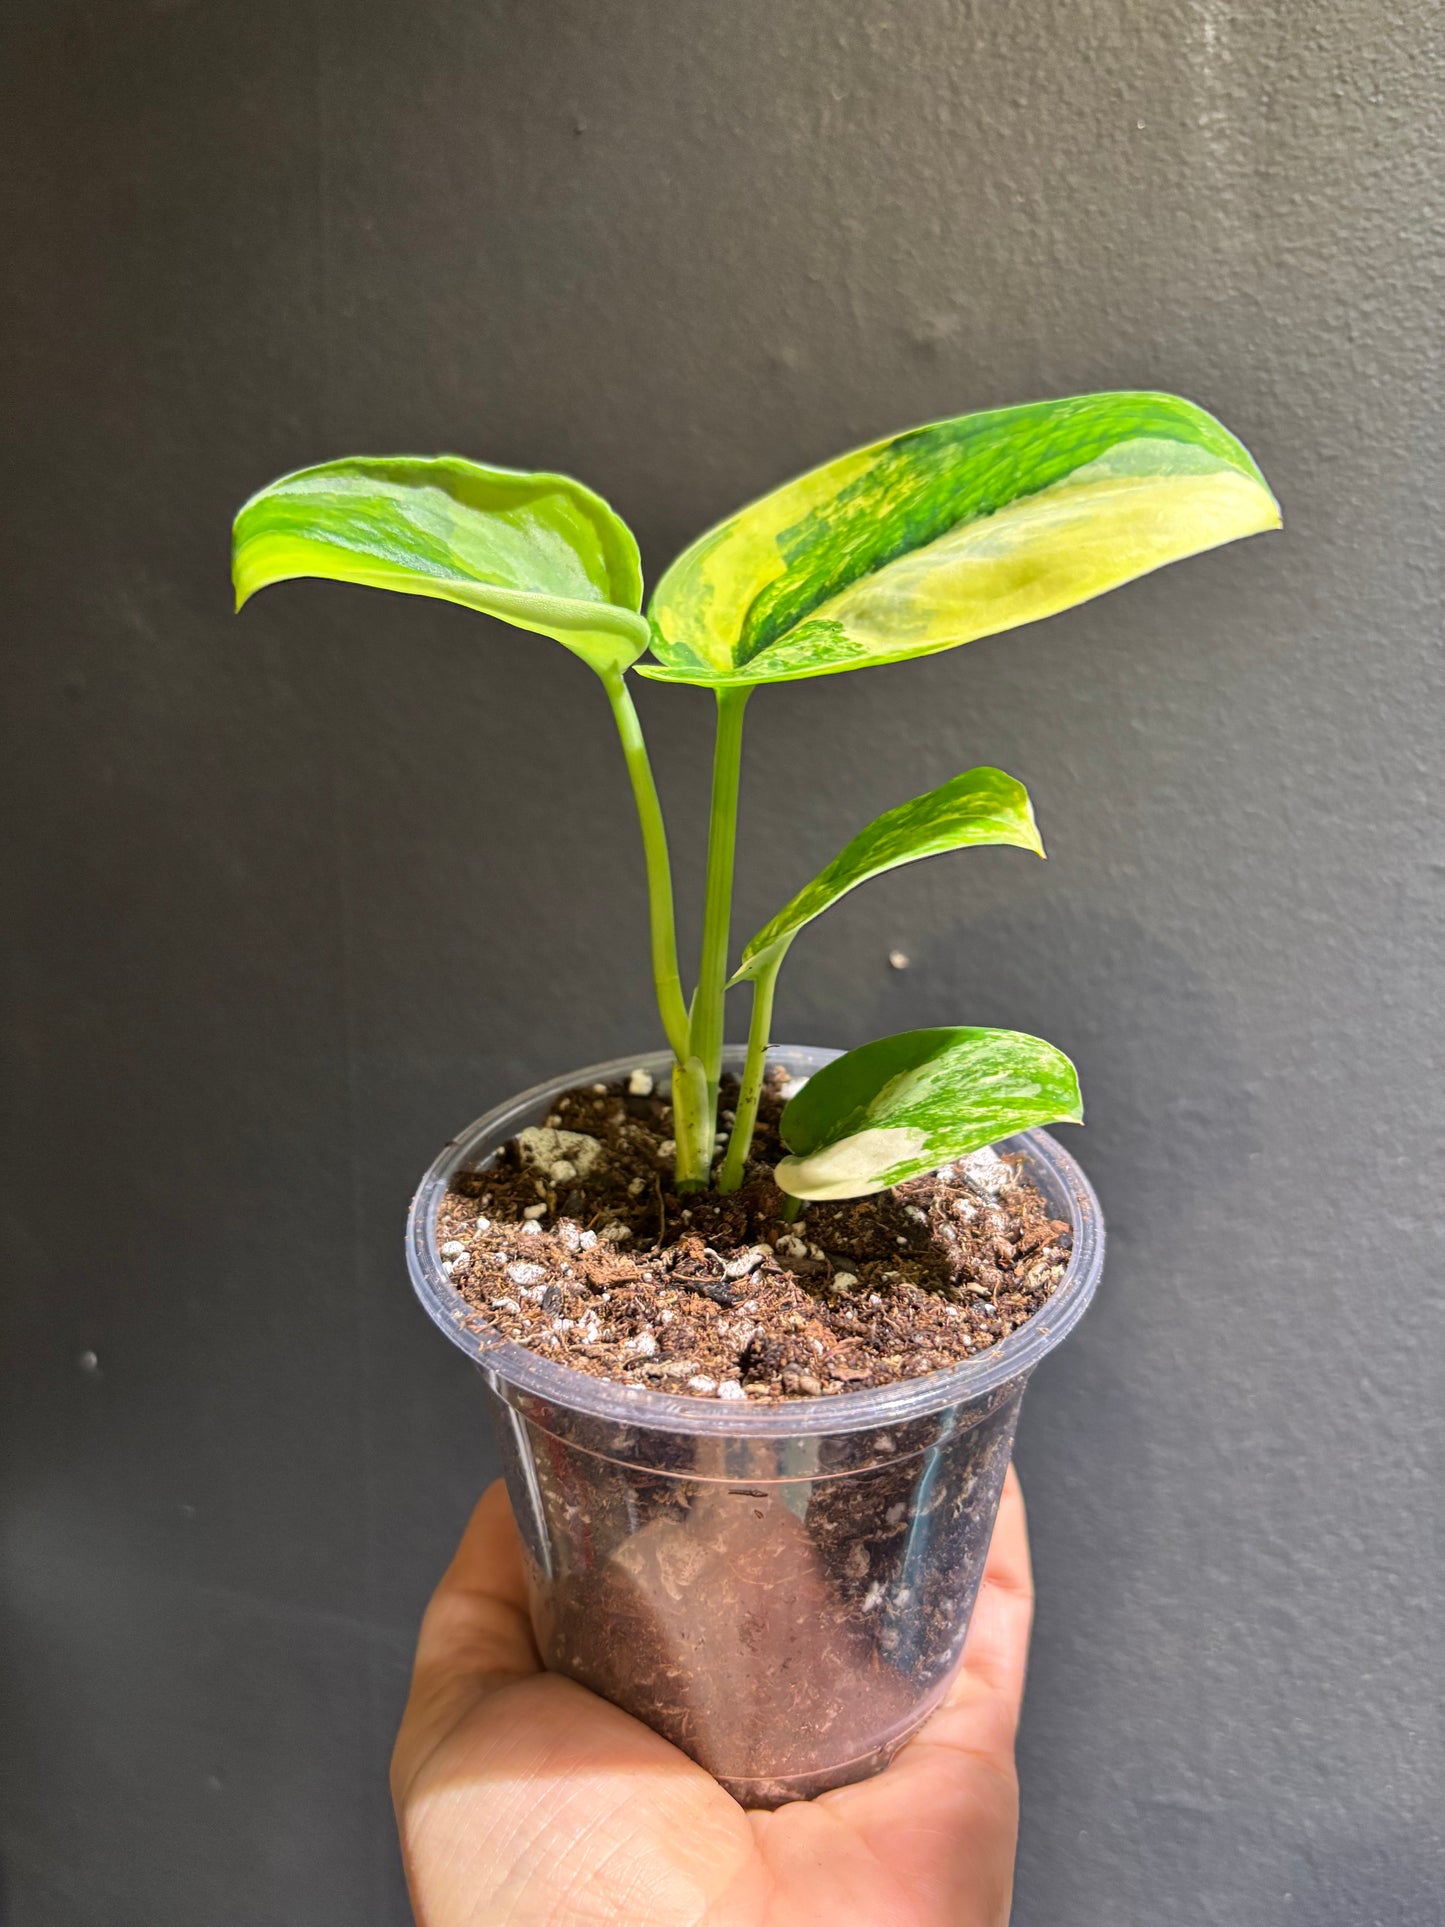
[
  {"xmin": 686, "ymin": 683, "xmax": 752, "ymax": 1178},
  {"xmin": 603, "ymin": 671, "xmax": 691, "ymax": 1063},
  {"xmin": 781, "ymin": 1194, "xmax": 804, "ymax": 1223},
  {"xmin": 716, "ymin": 952, "xmax": 781, "ymax": 1192},
  {"xmin": 670, "ymin": 1052, "xmax": 711, "ymax": 1188}
]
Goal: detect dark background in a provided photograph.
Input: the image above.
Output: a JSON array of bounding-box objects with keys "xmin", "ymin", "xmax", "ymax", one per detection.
[{"xmin": 2, "ymin": 1, "xmax": 1441, "ymax": 1922}]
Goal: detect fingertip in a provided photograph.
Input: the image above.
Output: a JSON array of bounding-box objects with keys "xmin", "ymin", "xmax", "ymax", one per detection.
[
  {"xmin": 1001, "ymin": 1460, "xmax": 1024, "ymax": 1519},
  {"xmin": 435, "ymin": 1480, "xmax": 528, "ymax": 1604},
  {"xmin": 410, "ymin": 1481, "xmax": 538, "ymax": 1689},
  {"xmin": 395, "ymin": 1483, "xmax": 541, "ymax": 1798},
  {"xmin": 983, "ymin": 1462, "xmax": 1033, "ymax": 1605}
]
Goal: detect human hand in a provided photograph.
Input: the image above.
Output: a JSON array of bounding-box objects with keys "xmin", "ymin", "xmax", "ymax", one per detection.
[{"xmin": 392, "ymin": 1466, "xmax": 1033, "ymax": 1926}]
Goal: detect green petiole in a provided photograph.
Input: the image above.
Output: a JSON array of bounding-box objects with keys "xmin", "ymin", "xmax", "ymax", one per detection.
[
  {"xmin": 602, "ymin": 671, "xmax": 691, "ymax": 1063},
  {"xmin": 716, "ymin": 947, "xmax": 782, "ymax": 1192},
  {"xmin": 682, "ymin": 684, "xmax": 751, "ymax": 1182}
]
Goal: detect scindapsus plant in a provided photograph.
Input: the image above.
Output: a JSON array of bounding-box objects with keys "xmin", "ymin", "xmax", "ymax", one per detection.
[
  {"xmin": 233, "ymin": 391, "xmax": 1279, "ymax": 1209},
  {"xmin": 235, "ymin": 390, "xmax": 1278, "ymax": 1807}
]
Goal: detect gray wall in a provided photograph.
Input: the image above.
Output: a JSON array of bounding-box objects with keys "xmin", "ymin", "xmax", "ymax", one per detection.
[{"xmin": 2, "ymin": 1, "xmax": 1440, "ymax": 1922}]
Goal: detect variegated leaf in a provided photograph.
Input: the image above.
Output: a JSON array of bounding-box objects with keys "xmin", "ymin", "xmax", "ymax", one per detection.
[
  {"xmin": 732, "ymin": 767, "xmax": 1042, "ymax": 984},
  {"xmin": 776, "ymin": 1026, "xmax": 1082, "ymax": 1200},
  {"xmin": 643, "ymin": 391, "xmax": 1279, "ymax": 687},
  {"xmin": 233, "ymin": 455, "xmax": 650, "ymax": 675}
]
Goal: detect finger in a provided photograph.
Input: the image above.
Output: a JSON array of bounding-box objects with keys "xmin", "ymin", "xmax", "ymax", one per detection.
[
  {"xmin": 445, "ymin": 1479, "xmax": 530, "ymax": 1600},
  {"xmin": 824, "ymin": 1467, "xmax": 1030, "ymax": 1807},
  {"xmin": 953, "ymin": 1461, "xmax": 1034, "ymax": 1707},
  {"xmin": 392, "ymin": 1482, "xmax": 541, "ymax": 1800},
  {"xmin": 906, "ymin": 1461, "xmax": 1033, "ymax": 1766},
  {"xmin": 809, "ymin": 1467, "xmax": 1032, "ymax": 1921}
]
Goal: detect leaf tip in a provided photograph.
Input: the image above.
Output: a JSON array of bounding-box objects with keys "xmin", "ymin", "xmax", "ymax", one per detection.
[
  {"xmin": 231, "ymin": 550, "xmax": 262, "ymax": 612},
  {"xmin": 1250, "ymin": 480, "xmax": 1284, "ymax": 534}
]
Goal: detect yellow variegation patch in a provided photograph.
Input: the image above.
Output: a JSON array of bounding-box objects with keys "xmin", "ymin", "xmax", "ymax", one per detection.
[{"xmin": 757, "ymin": 467, "xmax": 1274, "ymax": 680}]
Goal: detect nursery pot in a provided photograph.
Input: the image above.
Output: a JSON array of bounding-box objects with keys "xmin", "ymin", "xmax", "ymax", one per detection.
[{"xmin": 406, "ymin": 1045, "xmax": 1104, "ymax": 1809}]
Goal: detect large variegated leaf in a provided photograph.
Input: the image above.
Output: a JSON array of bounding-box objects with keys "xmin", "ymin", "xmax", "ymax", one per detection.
[
  {"xmin": 233, "ymin": 455, "xmax": 651, "ymax": 675},
  {"xmin": 775, "ymin": 1026, "xmax": 1082, "ymax": 1200},
  {"xmin": 642, "ymin": 392, "xmax": 1279, "ymax": 687},
  {"xmin": 732, "ymin": 767, "xmax": 1042, "ymax": 984}
]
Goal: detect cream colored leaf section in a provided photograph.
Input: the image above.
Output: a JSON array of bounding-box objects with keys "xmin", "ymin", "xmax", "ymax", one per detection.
[
  {"xmin": 736, "ymin": 467, "xmax": 1278, "ymax": 683},
  {"xmin": 773, "ymin": 1127, "xmax": 931, "ymax": 1201}
]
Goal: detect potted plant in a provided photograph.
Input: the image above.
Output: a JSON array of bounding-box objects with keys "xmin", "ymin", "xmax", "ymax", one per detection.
[{"xmin": 233, "ymin": 392, "xmax": 1278, "ymax": 1806}]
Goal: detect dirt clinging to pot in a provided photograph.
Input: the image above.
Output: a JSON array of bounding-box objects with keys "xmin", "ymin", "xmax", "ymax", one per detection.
[{"xmin": 436, "ymin": 1067, "xmax": 1071, "ymax": 1401}]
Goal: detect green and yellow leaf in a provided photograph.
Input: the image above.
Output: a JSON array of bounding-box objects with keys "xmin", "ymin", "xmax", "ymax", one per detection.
[
  {"xmin": 732, "ymin": 767, "xmax": 1043, "ymax": 984},
  {"xmin": 643, "ymin": 391, "xmax": 1279, "ymax": 687},
  {"xmin": 233, "ymin": 455, "xmax": 650, "ymax": 675},
  {"xmin": 776, "ymin": 1026, "xmax": 1082, "ymax": 1200}
]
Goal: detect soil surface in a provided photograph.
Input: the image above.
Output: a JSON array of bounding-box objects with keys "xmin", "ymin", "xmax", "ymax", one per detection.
[{"xmin": 437, "ymin": 1066, "xmax": 1071, "ymax": 1402}]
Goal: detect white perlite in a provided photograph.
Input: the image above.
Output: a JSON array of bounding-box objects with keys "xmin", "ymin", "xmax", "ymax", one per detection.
[
  {"xmin": 717, "ymin": 1380, "xmax": 746, "ymax": 1401},
  {"xmin": 505, "ymin": 1262, "xmax": 546, "ymax": 1287},
  {"xmin": 627, "ymin": 1067, "xmax": 654, "ymax": 1096},
  {"xmin": 514, "ymin": 1126, "xmax": 604, "ymax": 1182},
  {"xmin": 722, "ymin": 1246, "xmax": 767, "ymax": 1280},
  {"xmin": 959, "ymin": 1146, "xmax": 1013, "ymax": 1197}
]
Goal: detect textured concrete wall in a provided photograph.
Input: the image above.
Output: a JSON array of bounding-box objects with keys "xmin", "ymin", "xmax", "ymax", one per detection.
[{"xmin": 2, "ymin": 2, "xmax": 1440, "ymax": 1921}]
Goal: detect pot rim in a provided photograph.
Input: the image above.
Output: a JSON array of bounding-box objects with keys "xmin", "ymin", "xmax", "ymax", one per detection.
[{"xmin": 405, "ymin": 1044, "xmax": 1104, "ymax": 1439}]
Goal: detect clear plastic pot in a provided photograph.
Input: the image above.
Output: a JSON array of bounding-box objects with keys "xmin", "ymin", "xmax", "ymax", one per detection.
[{"xmin": 406, "ymin": 1046, "xmax": 1104, "ymax": 1808}]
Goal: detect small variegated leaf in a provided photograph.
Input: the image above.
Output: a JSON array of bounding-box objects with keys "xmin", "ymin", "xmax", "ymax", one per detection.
[
  {"xmin": 233, "ymin": 455, "xmax": 650, "ymax": 675},
  {"xmin": 642, "ymin": 391, "xmax": 1279, "ymax": 687},
  {"xmin": 776, "ymin": 1027, "xmax": 1082, "ymax": 1200},
  {"xmin": 732, "ymin": 767, "xmax": 1042, "ymax": 984}
]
